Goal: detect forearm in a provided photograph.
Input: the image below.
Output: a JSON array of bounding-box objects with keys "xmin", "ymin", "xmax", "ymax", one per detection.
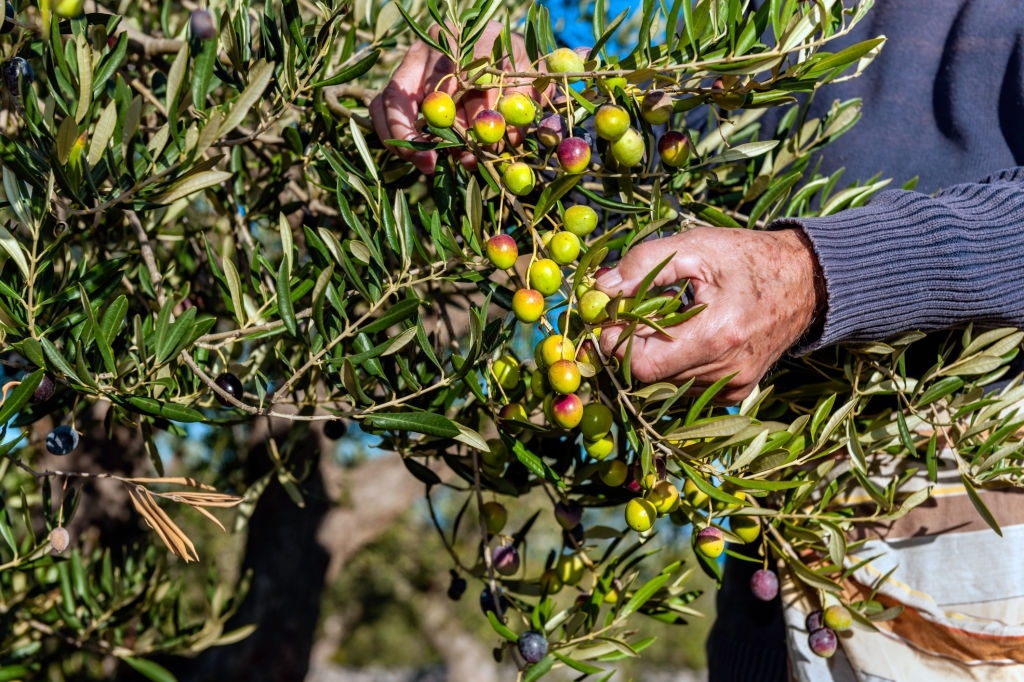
[{"xmin": 775, "ymin": 167, "xmax": 1024, "ymax": 352}]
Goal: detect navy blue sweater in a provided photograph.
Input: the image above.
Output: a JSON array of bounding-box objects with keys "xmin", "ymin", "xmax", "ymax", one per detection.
[
  {"xmin": 780, "ymin": 1, "xmax": 1024, "ymax": 350},
  {"xmin": 711, "ymin": 3, "xmax": 1024, "ymax": 681}
]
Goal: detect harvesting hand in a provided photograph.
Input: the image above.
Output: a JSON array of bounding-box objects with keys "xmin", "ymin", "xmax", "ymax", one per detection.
[
  {"xmin": 369, "ymin": 22, "xmax": 547, "ymax": 175},
  {"xmin": 595, "ymin": 227, "xmax": 824, "ymax": 403}
]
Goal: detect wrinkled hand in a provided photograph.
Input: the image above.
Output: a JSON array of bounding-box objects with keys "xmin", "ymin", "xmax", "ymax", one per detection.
[
  {"xmin": 369, "ymin": 22, "xmax": 547, "ymax": 175},
  {"xmin": 595, "ymin": 227, "xmax": 824, "ymax": 404}
]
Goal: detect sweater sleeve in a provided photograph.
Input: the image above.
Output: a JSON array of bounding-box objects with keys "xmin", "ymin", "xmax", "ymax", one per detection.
[{"xmin": 772, "ymin": 167, "xmax": 1024, "ymax": 352}]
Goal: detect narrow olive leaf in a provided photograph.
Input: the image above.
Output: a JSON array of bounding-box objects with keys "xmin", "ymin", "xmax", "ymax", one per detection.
[
  {"xmin": 195, "ymin": 109, "xmax": 225, "ymax": 159},
  {"xmin": 939, "ymin": 354, "xmax": 1008, "ymax": 377},
  {"xmin": 164, "ymin": 42, "xmax": 189, "ymax": 122},
  {"xmin": 2, "ymin": 166, "xmax": 31, "ymax": 227},
  {"xmin": 696, "ymin": 141, "xmax": 778, "ymax": 166},
  {"xmin": 276, "ymin": 260, "xmax": 298, "ymax": 337},
  {"xmin": 962, "ymin": 327, "xmax": 1023, "ymax": 357},
  {"xmin": 985, "ymin": 330, "xmax": 1024, "ymax": 359},
  {"xmin": 402, "ymin": 457, "xmax": 442, "ymax": 486},
  {"xmin": 155, "ymin": 170, "xmax": 234, "ymax": 205},
  {"xmin": 222, "ymin": 256, "xmax": 246, "ymax": 325},
  {"xmin": 624, "ymin": 254, "xmax": 673, "ymax": 305},
  {"xmin": 818, "ymin": 397, "xmax": 857, "ymax": 442},
  {"xmin": 361, "ymin": 298, "xmax": 421, "ymax": 334},
  {"xmin": 802, "ymin": 37, "xmax": 886, "ymax": 80},
  {"xmin": 389, "ymin": 1, "xmax": 442, "ymax": 51},
  {"xmin": 553, "ymin": 652, "xmax": 605, "ymax": 675},
  {"xmin": 619, "ymin": 571, "xmax": 671, "ymax": 619},
  {"xmin": 685, "ymin": 373, "xmax": 736, "ymax": 425},
  {"xmin": 380, "ymin": 326, "xmax": 418, "ymax": 355},
  {"xmin": 152, "ymin": 295, "xmax": 174, "ymax": 361},
  {"xmin": 574, "ymin": 638, "xmax": 634, "ymax": 661},
  {"xmin": 158, "ymin": 306, "xmax": 198, "ymax": 364},
  {"xmin": 348, "ymin": 117, "xmax": 378, "ymax": 183},
  {"xmin": 78, "ymin": 286, "xmax": 115, "ymax": 373},
  {"xmin": 125, "ymin": 396, "xmax": 205, "ymax": 423},
  {"xmin": 665, "ymin": 415, "xmax": 752, "ymax": 440},
  {"xmin": 88, "ymin": 100, "xmax": 118, "ymax": 167},
  {"xmin": 512, "ymin": 439, "xmax": 564, "ymax": 487},
  {"xmin": 312, "ymin": 48, "xmax": 381, "ymax": 88},
  {"xmin": 783, "ymin": 556, "xmax": 842, "ymax": 594},
  {"xmin": 362, "ymin": 411, "xmax": 460, "ymax": 437},
  {"xmin": 278, "ymin": 212, "xmax": 294, "ymax": 272},
  {"xmin": 895, "ymin": 408, "xmax": 917, "ymax": 456},
  {"xmin": 126, "ymin": 476, "xmax": 214, "ymax": 490},
  {"xmin": 821, "ymin": 520, "xmax": 847, "ymax": 568},
  {"xmin": 72, "ymin": 342, "xmax": 100, "ymax": 389},
  {"xmin": 961, "ymin": 474, "xmax": 1002, "ymax": 536},
  {"xmin": 149, "ymin": 491, "xmax": 243, "ymax": 508},
  {"xmin": 74, "ymin": 32, "xmax": 94, "ymax": 123},
  {"xmin": 0, "ymin": 223, "xmax": 29, "ymax": 280},
  {"xmin": 121, "ymin": 658, "xmax": 177, "ymax": 682},
  {"xmin": 728, "ymin": 428, "xmax": 771, "ymax": 472},
  {"xmin": 40, "ymin": 338, "xmax": 82, "ymax": 385},
  {"xmin": 56, "ymin": 114, "xmax": 79, "ymax": 164},
  {"xmin": 809, "ymin": 393, "xmax": 838, "ymax": 439},
  {"xmin": 680, "ymin": 201, "xmax": 743, "ymax": 227},
  {"xmin": 577, "ymin": 185, "xmax": 649, "ymax": 213},
  {"xmin": 466, "ymin": 176, "xmax": 482, "ymax": 236},
  {"xmin": 678, "ymin": 461, "xmax": 746, "ymax": 506},
  {"xmin": 180, "ymin": 502, "xmax": 227, "ymax": 531},
  {"xmin": 722, "ymin": 475, "xmax": 804, "ymax": 491},
  {"xmin": 534, "ymin": 173, "xmax": 582, "ymax": 224},
  {"xmin": 191, "ymin": 31, "xmax": 218, "ymax": 109},
  {"xmin": 747, "ymin": 169, "xmax": 801, "ymax": 227},
  {"xmin": 0, "ymin": 503, "xmax": 16, "ymax": 555},
  {"xmin": 708, "ymin": 54, "xmax": 785, "ymax": 75},
  {"xmin": 846, "ymin": 419, "xmax": 867, "ymax": 473},
  {"xmin": 0, "ymin": 369, "xmax": 42, "ymax": 426},
  {"xmin": 653, "ymin": 379, "xmax": 697, "ymax": 422},
  {"xmin": 886, "ymin": 487, "xmax": 932, "ymax": 521},
  {"xmin": 521, "ymin": 656, "xmax": 554, "ymax": 682},
  {"xmin": 486, "ymin": 610, "xmax": 517, "ymax": 641},
  {"xmin": 592, "ymin": 636, "xmax": 641, "ymax": 660},
  {"xmin": 217, "ymin": 59, "xmax": 275, "ymax": 138},
  {"xmin": 631, "ymin": 382, "xmax": 683, "ymax": 401}
]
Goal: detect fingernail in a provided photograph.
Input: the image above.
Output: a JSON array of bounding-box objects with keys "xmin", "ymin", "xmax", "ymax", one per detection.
[{"xmin": 595, "ymin": 269, "xmax": 622, "ymax": 292}]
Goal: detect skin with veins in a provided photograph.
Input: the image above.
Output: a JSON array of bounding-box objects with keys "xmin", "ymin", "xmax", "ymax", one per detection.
[{"xmin": 596, "ymin": 227, "xmax": 823, "ymax": 404}]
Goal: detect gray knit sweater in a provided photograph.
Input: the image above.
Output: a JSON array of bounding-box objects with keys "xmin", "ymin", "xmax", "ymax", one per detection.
[
  {"xmin": 768, "ymin": 0, "xmax": 1024, "ymax": 350},
  {"xmin": 783, "ymin": 168, "xmax": 1024, "ymax": 349}
]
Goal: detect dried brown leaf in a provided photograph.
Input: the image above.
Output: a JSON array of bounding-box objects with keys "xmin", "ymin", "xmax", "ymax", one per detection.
[
  {"xmin": 150, "ymin": 491, "xmax": 244, "ymax": 508},
  {"xmin": 123, "ymin": 476, "xmax": 218, "ymax": 491},
  {"xmin": 185, "ymin": 503, "xmax": 227, "ymax": 532},
  {"xmin": 126, "ymin": 484, "xmax": 199, "ymax": 562}
]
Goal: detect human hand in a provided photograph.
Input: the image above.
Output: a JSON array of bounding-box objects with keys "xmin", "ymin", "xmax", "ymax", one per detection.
[
  {"xmin": 369, "ymin": 22, "xmax": 547, "ymax": 175},
  {"xmin": 595, "ymin": 227, "xmax": 824, "ymax": 403}
]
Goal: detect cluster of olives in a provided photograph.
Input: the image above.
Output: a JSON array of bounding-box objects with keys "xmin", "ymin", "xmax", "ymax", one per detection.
[
  {"xmin": 418, "ymin": 45, "xmax": 789, "ymax": 666},
  {"xmin": 804, "ymin": 603, "xmax": 853, "ymax": 658},
  {"xmin": 420, "ymin": 46, "xmax": 692, "ymax": 185}
]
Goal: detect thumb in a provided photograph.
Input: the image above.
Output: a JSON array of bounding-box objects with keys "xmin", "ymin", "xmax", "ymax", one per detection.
[{"xmin": 595, "ymin": 232, "xmax": 701, "ymax": 296}]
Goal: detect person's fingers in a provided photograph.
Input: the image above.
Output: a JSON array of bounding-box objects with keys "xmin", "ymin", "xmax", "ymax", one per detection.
[
  {"xmin": 598, "ymin": 323, "xmax": 756, "ymax": 403},
  {"xmin": 595, "ymin": 231, "xmax": 708, "ymax": 298},
  {"xmin": 374, "ymin": 42, "xmax": 454, "ymax": 173},
  {"xmin": 458, "ymin": 88, "xmax": 493, "ymax": 130},
  {"xmin": 598, "ymin": 308, "xmax": 716, "ymax": 382}
]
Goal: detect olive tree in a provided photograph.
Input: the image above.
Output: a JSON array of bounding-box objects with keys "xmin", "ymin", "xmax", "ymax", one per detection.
[{"xmin": 0, "ymin": 0, "xmax": 1020, "ymax": 680}]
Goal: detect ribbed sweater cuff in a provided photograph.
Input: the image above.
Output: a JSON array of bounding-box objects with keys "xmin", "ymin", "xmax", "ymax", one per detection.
[{"xmin": 773, "ymin": 168, "xmax": 1024, "ymax": 352}]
